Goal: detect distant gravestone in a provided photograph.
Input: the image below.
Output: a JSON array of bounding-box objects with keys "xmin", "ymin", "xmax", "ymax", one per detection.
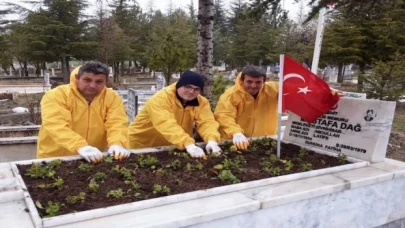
[
  {"xmin": 109, "ymin": 67, "xmax": 113, "ymax": 78},
  {"xmin": 51, "ymin": 68, "xmax": 55, "ymax": 76},
  {"xmin": 44, "ymin": 73, "xmax": 50, "ymax": 85},
  {"xmin": 283, "ymin": 97, "xmax": 396, "ymax": 163},
  {"xmin": 126, "ymin": 88, "xmax": 137, "ymax": 123},
  {"xmin": 156, "ymin": 74, "xmax": 166, "ymax": 90}
]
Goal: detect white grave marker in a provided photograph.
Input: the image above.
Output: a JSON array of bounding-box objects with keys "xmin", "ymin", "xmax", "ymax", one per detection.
[
  {"xmin": 51, "ymin": 68, "xmax": 55, "ymax": 76},
  {"xmin": 127, "ymin": 88, "xmax": 137, "ymax": 123},
  {"xmin": 44, "ymin": 73, "xmax": 50, "ymax": 85},
  {"xmin": 109, "ymin": 67, "xmax": 113, "ymax": 78},
  {"xmin": 156, "ymin": 74, "xmax": 166, "ymax": 90},
  {"xmin": 283, "ymin": 97, "xmax": 396, "ymax": 163}
]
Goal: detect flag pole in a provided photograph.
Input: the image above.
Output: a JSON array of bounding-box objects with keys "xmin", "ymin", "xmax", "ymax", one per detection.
[
  {"xmin": 276, "ymin": 54, "xmax": 284, "ymax": 158},
  {"xmin": 311, "ymin": 6, "xmax": 327, "ymax": 74}
]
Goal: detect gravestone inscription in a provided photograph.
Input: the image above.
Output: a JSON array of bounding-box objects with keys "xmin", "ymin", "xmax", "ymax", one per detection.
[{"xmin": 283, "ymin": 97, "xmax": 396, "ymax": 163}]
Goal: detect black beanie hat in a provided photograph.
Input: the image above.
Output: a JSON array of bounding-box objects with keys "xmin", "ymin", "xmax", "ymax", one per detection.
[{"xmin": 176, "ymin": 71, "xmax": 205, "ymax": 90}]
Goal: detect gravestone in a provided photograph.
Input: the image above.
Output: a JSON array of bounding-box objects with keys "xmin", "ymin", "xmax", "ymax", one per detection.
[
  {"xmin": 44, "ymin": 73, "xmax": 50, "ymax": 85},
  {"xmin": 127, "ymin": 88, "xmax": 137, "ymax": 123},
  {"xmin": 51, "ymin": 68, "xmax": 55, "ymax": 76},
  {"xmin": 283, "ymin": 97, "xmax": 396, "ymax": 163},
  {"xmin": 156, "ymin": 74, "xmax": 166, "ymax": 90},
  {"xmin": 109, "ymin": 67, "xmax": 113, "ymax": 78}
]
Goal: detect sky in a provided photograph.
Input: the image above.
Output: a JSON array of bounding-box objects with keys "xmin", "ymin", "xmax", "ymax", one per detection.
[{"xmin": 2, "ymin": 0, "xmax": 310, "ymax": 22}]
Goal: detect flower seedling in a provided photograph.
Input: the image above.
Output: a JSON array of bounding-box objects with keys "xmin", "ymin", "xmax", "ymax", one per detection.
[
  {"xmin": 298, "ymin": 148, "xmax": 308, "ymax": 158},
  {"xmin": 37, "ymin": 177, "xmax": 64, "ymax": 190},
  {"xmin": 93, "ymin": 172, "xmax": 106, "ymax": 182},
  {"xmin": 107, "ymin": 188, "xmax": 125, "ymax": 198},
  {"xmin": 301, "ymin": 163, "xmax": 313, "ymax": 171},
  {"xmin": 153, "ymin": 184, "xmax": 171, "ymax": 195},
  {"xmin": 89, "ymin": 178, "xmax": 99, "ymax": 192},
  {"xmin": 337, "ymin": 152, "xmax": 347, "ymax": 164},
  {"xmin": 217, "ymin": 170, "xmax": 240, "ymax": 184},
  {"xmin": 137, "ymin": 154, "xmax": 159, "ymax": 168},
  {"xmin": 103, "ymin": 156, "xmax": 113, "ymax": 163},
  {"xmin": 284, "ymin": 160, "xmax": 294, "ymax": 171},
  {"xmin": 35, "ymin": 201, "xmax": 62, "ymax": 217},
  {"xmin": 26, "ymin": 163, "xmax": 50, "ymax": 179},
  {"xmin": 48, "ymin": 159, "xmax": 62, "ymax": 169},
  {"xmin": 78, "ymin": 162, "xmax": 93, "ymax": 172},
  {"xmin": 124, "ymin": 180, "xmax": 141, "ymax": 191},
  {"xmin": 166, "ymin": 159, "xmax": 182, "ymax": 170},
  {"xmin": 66, "ymin": 192, "xmax": 86, "ymax": 204}
]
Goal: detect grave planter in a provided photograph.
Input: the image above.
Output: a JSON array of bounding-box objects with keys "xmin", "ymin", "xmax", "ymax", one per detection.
[{"xmin": 11, "ymin": 137, "xmax": 368, "ymax": 228}]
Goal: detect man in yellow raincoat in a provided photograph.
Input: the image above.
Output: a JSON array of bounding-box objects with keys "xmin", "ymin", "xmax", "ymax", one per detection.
[
  {"xmin": 128, "ymin": 71, "xmax": 222, "ymax": 158},
  {"xmin": 37, "ymin": 61, "xmax": 129, "ymax": 163},
  {"xmin": 214, "ymin": 66, "xmax": 278, "ymax": 150}
]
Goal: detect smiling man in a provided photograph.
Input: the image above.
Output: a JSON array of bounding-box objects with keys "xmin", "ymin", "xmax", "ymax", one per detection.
[
  {"xmin": 214, "ymin": 65, "xmax": 279, "ymax": 150},
  {"xmin": 37, "ymin": 61, "xmax": 129, "ymax": 163},
  {"xmin": 128, "ymin": 71, "xmax": 222, "ymax": 158}
]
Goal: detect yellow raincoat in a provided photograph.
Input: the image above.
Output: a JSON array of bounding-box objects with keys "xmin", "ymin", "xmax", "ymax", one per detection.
[
  {"xmin": 214, "ymin": 74, "xmax": 279, "ymax": 138},
  {"xmin": 128, "ymin": 83, "xmax": 221, "ymax": 149},
  {"xmin": 37, "ymin": 66, "xmax": 128, "ymax": 158}
]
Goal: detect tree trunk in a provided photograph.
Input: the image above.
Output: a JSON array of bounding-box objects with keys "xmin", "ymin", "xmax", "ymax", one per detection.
[
  {"xmin": 2, "ymin": 67, "xmax": 9, "ymax": 75},
  {"xmin": 357, "ymin": 62, "xmax": 365, "ymax": 91},
  {"xmin": 61, "ymin": 56, "xmax": 71, "ymax": 84},
  {"xmin": 337, "ymin": 62, "xmax": 344, "ymax": 83},
  {"xmin": 197, "ymin": 0, "xmax": 214, "ymax": 102},
  {"xmin": 113, "ymin": 61, "xmax": 119, "ymax": 83},
  {"xmin": 23, "ymin": 61, "xmax": 28, "ymax": 77},
  {"xmin": 35, "ymin": 62, "xmax": 40, "ymax": 77}
]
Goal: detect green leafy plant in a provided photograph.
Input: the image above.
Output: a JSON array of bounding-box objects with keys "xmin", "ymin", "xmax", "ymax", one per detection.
[
  {"xmin": 89, "ymin": 178, "xmax": 99, "ymax": 192},
  {"xmin": 166, "ymin": 159, "xmax": 182, "ymax": 170},
  {"xmin": 320, "ymin": 159, "xmax": 326, "ymax": 165},
  {"xmin": 301, "ymin": 163, "xmax": 313, "ymax": 171},
  {"xmin": 263, "ymin": 166, "xmax": 282, "ymax": 176},
  {"xmin": 35, "ymin": 201, "xmax": 62, "ymax": 217},
  {"xmin": 284, "ymin": 160, "xmax": 294, "ymax": 171},
  {"xmin": 194, "ymin": 162, "xmax": 204, "ymax": 170},
  {"xmin": 270, "ymin": 140, "xmax": 277, "ymax": 148},
  {"xmin": 78, "ymin": 162, "xmax": 93, "ymax": 172},
  {"xmin": 107, "ymin": 188, "xmax": 125, "ymax": 198},
  {"xmin": 103, "ymin": 156, "xmax": 113, "ymax": 163},
  {"xmin": 337, "ymin": 152, "xmax": 347, "ymax": 164},
  {"xmin": 48, "ymin": 159, "xmax": 62, "ymax": 169},
  {"xmin": 153, "ymin": 184, "xmax": 171, "ymax": 194},
  {"xmin": 218, "ymin": 170, "xmax": 240, "ymax": 184},
  {"xmin": 111, "ymin": 165, "xmax": 133, "ymax": 180},
  {"xmin": 66, "ymin": 192, "xmax": 86, "ymax": 204},
  {"xmin": 93, "ymin": 172, "xmax": 106, "ymax": 182},
  {"xmin": 37, "ymin": 177, "xmax": 64, "ymax": 189},
  {"xmin": 26, "ymin": 163, "xmax": 49, "ymax": 179},
  {"xmin": 125, "ymin": 180, "xmax": 141, "ymax": 191},
  {"xmin": 137, "ymin": 155, "xmax": 159, "ymax": 168},
  {"xmin": 298, "ymin": 148, "xmax": 308, "ymax": 158},
  {"xmin": 176, "ymin": 179, "xmax": 183, "ymax": 185}
]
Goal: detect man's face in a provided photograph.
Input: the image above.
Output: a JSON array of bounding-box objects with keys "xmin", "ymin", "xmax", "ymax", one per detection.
[
  {"xmin": 76, "ymin": 72, "xmax": 107, "ymax": 98},
  {"xmin": 177, "ymin": 84, "xmax": 201, "ymax": 102},
  {"xmin": 242, "ymin": 75, "xmax": 264, "ymax": 96}
]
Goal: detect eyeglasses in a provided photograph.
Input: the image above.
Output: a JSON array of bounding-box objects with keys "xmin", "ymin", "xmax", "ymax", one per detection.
[{"xmin": 184, "ymin": 85, "xmax": 201, "ymax": 93}]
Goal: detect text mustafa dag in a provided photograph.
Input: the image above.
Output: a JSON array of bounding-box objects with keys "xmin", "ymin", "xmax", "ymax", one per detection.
[{"xmin": 288, "ymin": 114, "xmax": 367, "ymax": 154}]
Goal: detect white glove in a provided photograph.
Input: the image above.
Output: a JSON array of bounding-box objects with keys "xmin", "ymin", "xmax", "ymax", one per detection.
[
  {"xmin": 205, "ymin": 140, "xmax": 222, "ymax": 156},
  {"xmin": 108, "ymin": 145, "xmax": 130, "ymax": 160},
  {"xmin": 233, "ymin": 133, "xmax": 249, "ymax": 150},
  {"xmin": 78, "ymin": 146, "xmax": 103, "ymax": 163},
  {"xmin": 185, "ymin": 144, "xmax": 205, "ymax": 158}
]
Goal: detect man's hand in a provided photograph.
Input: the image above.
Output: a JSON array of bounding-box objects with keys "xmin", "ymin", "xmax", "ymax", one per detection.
[
  {"xmin": 78, "ymin": 146, "xmax": 103, "ymax": 163},
  {"xmin": 185, "ymin": 144, "xmax": 206, "ymax": 158},
  {"xmin": 233, "ymin": 133, "xmax": 249, "ymax": 150},
  {"xmin": 108, "ymin": 145, "xmax": 130, "ymax": 160},
  {"xmin": 205, "ymin": 140, "xmax": 222, "ymax": 156}
]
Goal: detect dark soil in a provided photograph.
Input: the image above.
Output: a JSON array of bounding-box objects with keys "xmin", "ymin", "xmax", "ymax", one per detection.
[{"xmin": 17, "ymin": 137, "xmax": 350, "ymax": 218}]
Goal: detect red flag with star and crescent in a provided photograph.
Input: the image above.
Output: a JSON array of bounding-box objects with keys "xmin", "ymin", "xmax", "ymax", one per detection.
[{"xmin": 282, "ymin": 55, "xmax": 340, "ymax": 123}]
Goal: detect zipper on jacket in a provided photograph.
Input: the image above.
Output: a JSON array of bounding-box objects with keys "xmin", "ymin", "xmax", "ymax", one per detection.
[{"xmin": 86, "ymin": 104, "xmax": 90, "ymax": 140}]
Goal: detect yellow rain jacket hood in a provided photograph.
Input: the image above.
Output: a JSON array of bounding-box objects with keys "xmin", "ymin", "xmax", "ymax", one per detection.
[
  {"xmin": 37, "ymin": 66, "xmax": 128, "ymax": 158},
  {"xmin": 214, "ymin": 73, "xmax": 279, "ymax": 138},
  {"xmin": 128, "ymin": 83, "xmax": 220, "ymax": 150}
]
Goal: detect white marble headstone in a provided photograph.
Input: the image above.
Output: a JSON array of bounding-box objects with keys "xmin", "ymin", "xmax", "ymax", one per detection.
[
  {"xmin": 283, "ymin": 97, "xmax": 396, "ymax": 163},
  {"xmin": 127, "ymin": 88, "xmax": 137, "ymax": 123},
  {"xmin": 51, "ymin": 68, "xmax": 55, "ymax": 76},
  {"xmin": 44, "ymin": 73, "xmax": 50, "ymax": 85},
  {"xmin": 156, "ymin": 75, "xmax": 166, "ymax": 90},
  {"xmin": 109, "ymin": 67, "xmax": 113, "ymax": 77}
]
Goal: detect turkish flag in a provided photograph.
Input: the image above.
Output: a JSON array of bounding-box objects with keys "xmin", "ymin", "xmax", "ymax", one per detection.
[{"xmin": 282, "ymin": 55, "xmax": 340, "ymax": 123}]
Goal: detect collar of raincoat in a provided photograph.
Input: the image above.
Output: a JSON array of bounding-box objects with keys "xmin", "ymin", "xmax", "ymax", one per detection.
[
  {"xmin": 69, "ymin": 65, "xmax": 107, "ymax": 100},
  {"xmin": 235, "ymin": 72, "xmax": 275, "ymax": 97}
]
